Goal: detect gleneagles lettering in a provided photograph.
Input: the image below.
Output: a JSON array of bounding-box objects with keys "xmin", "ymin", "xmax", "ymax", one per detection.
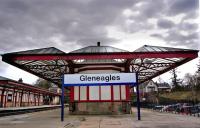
[
  {"xmin": 64, "ymin": 73, "xmax": 136, "ymax": 86},
  {"xmin": 80, "ymin": 75, "xmax": 120, "ymax": 82}
]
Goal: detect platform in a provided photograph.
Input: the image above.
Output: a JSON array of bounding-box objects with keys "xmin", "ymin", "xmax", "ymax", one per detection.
[
  {"xmin": 0, "ymin": 108, "xmax": 200, "ymax": 128},
  {"xmin": 0, "ymin": 105, "xmax": 65, "ymax": 117}
]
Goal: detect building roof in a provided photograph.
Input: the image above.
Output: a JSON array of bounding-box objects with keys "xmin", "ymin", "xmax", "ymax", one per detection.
[
  {"xmin": 0, "ymin": 76, "xmax": 61, "ymax": 96},
  {"xmin": 2, "ymin": 44, "xmax": 198, "ymax": 87},
  {"xmin": 0, "ymin": 76, "xmax": 12, "ymax": 81},
  {"xmin": 9, "ymin": 47, "xmax": 65, "ymax": 55},
  {"xmin": 140, "ymin": 80, "xmax": 171, "ymax": 89},
  {"xmin": 70, "ymin": 45, "xmax": 128, "ymax": 53},
  {"xmin": 157, "ymin": 82, "xmax": 171, "ymax": 89},
  {"xmin": 69, "ymin": 44, "xmax": 128, "ymax": 63},
  {"xmin": 134, "ymin": 45, "xmax": 193, "ymax": 52}
]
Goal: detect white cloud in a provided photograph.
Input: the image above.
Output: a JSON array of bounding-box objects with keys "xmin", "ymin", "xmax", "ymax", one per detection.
[
  {"xmin": 0, "ymin": 0, "xmax": 198, "ymax": 85},
  {"xmin": 0, "ymin": 65, "xmax": 38, "ymax": 84},
  {"xmin": 114, "ymin": 33, "xmax": 166, "ymax": 51},
  {"xmin": 122, "ymin": 8, "xmax": 140, "ymax": 17}
]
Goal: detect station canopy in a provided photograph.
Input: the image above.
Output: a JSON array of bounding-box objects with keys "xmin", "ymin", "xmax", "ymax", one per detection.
[
  {"xmin": 0, "ymin": 76, "xmax": 60, "ymax": 96},
  {"xmin": 1, "ymin": 44, "xmax": 198, "ymax": 87}
]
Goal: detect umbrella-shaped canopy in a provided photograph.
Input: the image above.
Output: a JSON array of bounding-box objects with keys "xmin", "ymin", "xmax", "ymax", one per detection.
[{"xmin": 2, "ymin": 44, "xmax": 198, "ymax": 87}]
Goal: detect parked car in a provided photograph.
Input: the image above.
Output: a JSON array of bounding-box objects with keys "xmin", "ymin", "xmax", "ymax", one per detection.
[
  {"xmin": 177, "ymin": 105, "xmax": 199, "ymax": 114},
  {"xmin": 162, "ymin": 104, "xmax": 181, "ymax": 112},
  {"xmin": 195, "ymin": 103, "xmax": 200, "ymax": 110},
  {"xmin": 153, "ymin": 105, "xmax": 164, "ymax": 111},
  {"xmin": 189, "ymin": 106, "xmax": 199, "ymax": 114}
]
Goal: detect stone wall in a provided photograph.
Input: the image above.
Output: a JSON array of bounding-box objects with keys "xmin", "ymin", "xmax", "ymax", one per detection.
[{"xmin": 70, "ymin": 102, "xmax": 131, "ymax": 115}]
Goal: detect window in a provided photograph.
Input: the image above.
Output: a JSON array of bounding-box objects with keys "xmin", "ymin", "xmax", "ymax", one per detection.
[
  {"xmin": 113, "ymin": 85, "xmax": 120, "ymax": 100},
  {"xmin": 74, "ymin": 85, "xmax": 128, "ymax": 101},
  {"xmin": 7, "ymin": 94, "xmax": 12, "ymax": 102},
  {"xmin": 101, "ymin": 86, "xmax": 111, "ymax": 100},
  {"xmin": 80, "ymin": 86, "xmax": 87, "ymax": 100},
  {"xmin": 74, "ymin": 86, "xmax": 79, "ymax": 100},
  {"xmin": 148, "ymin": 87, "xmax": 155, "ymax": 92},
  {"xmin": 89, "ymin": 86, "xmax": 99, "ymax": 100}
]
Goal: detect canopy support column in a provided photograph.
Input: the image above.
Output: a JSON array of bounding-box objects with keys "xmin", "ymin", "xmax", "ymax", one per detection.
[
  {"xmin": 61, "ymin": 76, "xmax": 65, "ymax": 121},
  {"xmin": 0, "ymin": 88, "xmax": 5, "ymax": 107},
  {"xmin": 20, "ymin": 90, "xmax": 24, "ymax": 107},
  {"xmin": 12, "ymin": 89, "xmax": 15, "ymax": 107},
  {"xmin": 136, "ymin": 73, "xmax": 141, "ymax": 120}
]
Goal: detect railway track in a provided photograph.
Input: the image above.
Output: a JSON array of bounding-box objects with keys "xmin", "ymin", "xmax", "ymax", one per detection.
[{"xmin": 0, "ymin": 105, "xmax": 67, "ymax": 117}]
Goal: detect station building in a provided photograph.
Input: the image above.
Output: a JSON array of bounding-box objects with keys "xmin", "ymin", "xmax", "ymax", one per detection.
[
  {"xmin": 0, "ymin": 76, "xmax": 61, "ymax": 108},
  {"xmin": 68, "ymin": 44, "xmax": 131, "ymax": 114},
  {"xmin": 1, "ymin": 43, "xmax": 198, "ymax": 114}
]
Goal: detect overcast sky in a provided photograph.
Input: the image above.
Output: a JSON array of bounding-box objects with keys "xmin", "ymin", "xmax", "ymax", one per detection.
[{"xmin": 0, "ymin": 0, "xmax": 199, "ymax": 84}]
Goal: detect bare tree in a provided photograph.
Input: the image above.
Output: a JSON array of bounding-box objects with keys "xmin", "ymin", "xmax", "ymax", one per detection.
[
  {"xmin": 35, "ymin": 78, "xmax": 53, "ymax": 89},
  {"xmin": 18, "ymin": 78, "xmax": 23, "ymax": 83},
  {"xmin": 184, "ymin": 73, "xmax": 198, "ymax": 104},
  {"xmin": 170, "ymin": 68, "xmax": 182, "ymax": 90},
  {"xmin": 196, "ymin": 59, "xmax": 200, "ymax": 90},
  {"xmin": 197, "ymin": 58, "xmax": 200, "ymax": 73}
]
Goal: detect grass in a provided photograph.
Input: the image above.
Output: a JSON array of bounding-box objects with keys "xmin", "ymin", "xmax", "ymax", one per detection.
[{"xmin": 159, "ymin": 91, "xmax": 200, "ymax": 102}]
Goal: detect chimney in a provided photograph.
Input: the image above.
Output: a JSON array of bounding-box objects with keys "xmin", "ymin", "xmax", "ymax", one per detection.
[{"xmin": 97, "ymin": 42, "xmax": 100, "ymax": 46}]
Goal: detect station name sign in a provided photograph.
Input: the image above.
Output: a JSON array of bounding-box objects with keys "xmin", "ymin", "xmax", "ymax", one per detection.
[{"xmin": 63, "ymin": 73, "xmax": 136, "ymax": 86}]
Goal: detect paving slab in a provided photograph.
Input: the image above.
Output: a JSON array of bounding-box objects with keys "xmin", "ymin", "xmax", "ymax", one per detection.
[{"xmin": 0, "ymin": 108, "xmax": 199, "ymax": 128}]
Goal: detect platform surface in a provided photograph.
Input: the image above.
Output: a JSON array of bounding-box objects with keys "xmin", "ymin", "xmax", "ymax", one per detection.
[
  {"xmin": 0, "ymin": 105, "xmax": 61, "ymax": 111},
  {"xmin": 0, "ymin": 108, "xmax": 199, "ymax": 128}
]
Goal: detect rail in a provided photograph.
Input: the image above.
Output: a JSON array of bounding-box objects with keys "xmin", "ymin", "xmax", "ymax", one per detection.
[{"xmin": 0, "ymin": 104, "xmax": 68, "ymax": 117}]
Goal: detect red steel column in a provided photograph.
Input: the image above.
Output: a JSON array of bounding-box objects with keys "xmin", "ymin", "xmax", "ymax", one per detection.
[
  {"xmin": 0, "ymin": 88, "xmax": 5, "ymax": 107},
  {"xmin": 70, "ymin": 87, "xmax": 74, "ymax": 102},
  {"xmin": 126, "ymin": 86, "xmax": 130, "ymax": 100},
  {"xmin": 12, "ymin": 88, "xmax": 16, "ymax": 107},
  {"xmin": 20, "ymin": 91, "xmax": 24, "ymax": 107},
  {"xmin": 28, "ymin": 91, "xmax": 30, "ymax": 106},
  {"xmin": 14, "ymin": 91, "xmax": 18, "ymax": 107},
  {"xmin": 4, "ymin": 90, "xmax": 7, "ymax": 108},
  {"xmin": 111, "ymin": 85, "xmax": 113, "ymax": 101},
  {"xmin": 34, "ymin": 94, "xmax": 36, "ymax": 106},
  {"xmin": 78, "ymin": 87, "xmax": 80, "ymax": 101},
  {"xmin": 38, "ymin": 93, "xmax": 40, "ymax": 106}
]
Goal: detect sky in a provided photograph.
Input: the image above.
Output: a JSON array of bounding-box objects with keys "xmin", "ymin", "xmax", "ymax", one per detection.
[{"xmin": 0, "ymin": 0, "xmax": 199, "ymax": 85}]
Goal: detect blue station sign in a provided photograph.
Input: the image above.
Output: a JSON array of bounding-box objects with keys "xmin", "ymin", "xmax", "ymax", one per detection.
[{"xmin": 63, "ymin": 73, "xmax": 136, "ymax": 86}]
